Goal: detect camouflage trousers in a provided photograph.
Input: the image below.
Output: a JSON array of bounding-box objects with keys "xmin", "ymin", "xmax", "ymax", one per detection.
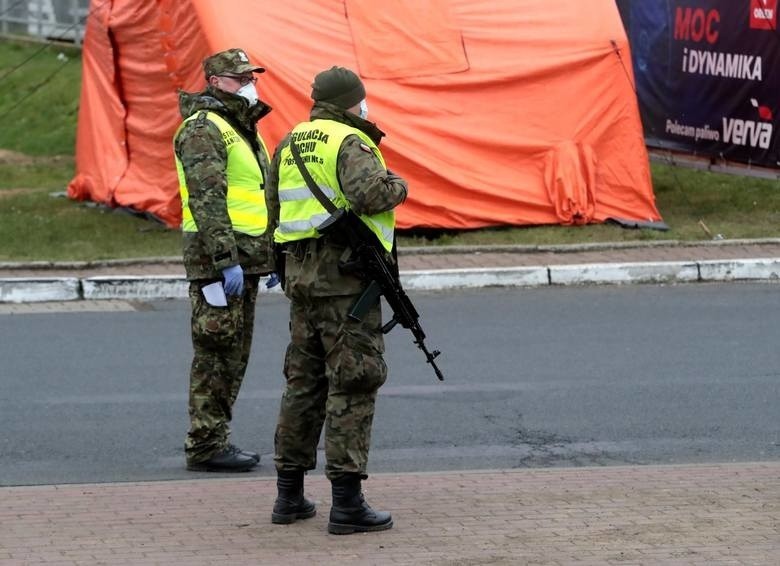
[
  {"xmin": 185, "ymin": 276, "xmax": 259, "ymax": 464},
  {"xmin": 274, "ymin": 294, "xmax": 388, "ymax": 480}
]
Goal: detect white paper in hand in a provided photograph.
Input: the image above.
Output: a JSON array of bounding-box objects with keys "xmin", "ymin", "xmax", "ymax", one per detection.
[{"xmin": 202, "ymin": 281, "xmax": 228, "ymax": 307}]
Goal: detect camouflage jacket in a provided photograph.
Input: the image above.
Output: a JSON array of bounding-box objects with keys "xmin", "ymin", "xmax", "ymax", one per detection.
[
  {"xmin": 174, "ymin": 86, "xmax": 275, "ymax": 281},
  {"xmin": 265, "ymin": 102, "xmax": 408, "ymax": 298}
]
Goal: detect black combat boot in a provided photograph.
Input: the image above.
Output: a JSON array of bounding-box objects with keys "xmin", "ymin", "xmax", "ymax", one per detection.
[
  {"xmin": 271, "ymin": 469, "xmax": 316, "ymax": 524},
  {"xmin": 186, "ymin": 446, "xmax": 256, "ymax": 472},
  {"xmin": 328, "ymin": 474, "xmax": 393, "ymax": 534}
]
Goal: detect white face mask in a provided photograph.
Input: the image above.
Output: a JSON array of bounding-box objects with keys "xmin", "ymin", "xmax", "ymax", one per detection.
[
  {"xmin": 359, "ymin": 99, "xmax": 368, "ymax": 120},
  {"xmin": 236, "ymin": 83, "xmax": 259, "ymax": 107}
]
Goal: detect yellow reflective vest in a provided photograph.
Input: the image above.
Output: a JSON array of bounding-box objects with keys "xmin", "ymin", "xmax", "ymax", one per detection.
[
  {"xmin": 274, "ymin": 119, "xmax": 395, "ymax": 252},
  {"xmin": 175, "ymin": 111, "xmax": 270, "ymax": 236}
]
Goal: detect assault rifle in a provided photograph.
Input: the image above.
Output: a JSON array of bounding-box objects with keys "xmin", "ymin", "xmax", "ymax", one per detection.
[
  {"xmin": 318, "ymin": 209, "xmax": 444, "ymax": 382},
  {"xmin": 289, "ymin": 140, "xmax": 444, "ymax": 381}
]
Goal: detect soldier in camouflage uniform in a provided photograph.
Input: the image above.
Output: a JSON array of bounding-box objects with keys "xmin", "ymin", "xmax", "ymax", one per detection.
[
  {"xmin": 173, "ymin": 48, "xmax": 275, "ymax": 472},
  {"xmin": 265, "ymin": 67, "xmax": 407, "ymax": 533}
]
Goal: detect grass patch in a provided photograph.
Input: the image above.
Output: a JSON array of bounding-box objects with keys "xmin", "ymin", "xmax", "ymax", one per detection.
[
  {"xmin": 0, "ymin": 155, "xmax": 74, "ymax": 190},
  {"xmin": 0, "ymin": 155, "xmax": 179, "ymax": 263},
  {"xmin": 650, "ymin": 164, "xmax": 780, "ymax": 240},
  {"xmin": 0, "ymin": 187, "xmax": 181, "ymax": 261},
  {"xmin": 0, "ymin": 39, "xmax": 81, "ymax": 155}
]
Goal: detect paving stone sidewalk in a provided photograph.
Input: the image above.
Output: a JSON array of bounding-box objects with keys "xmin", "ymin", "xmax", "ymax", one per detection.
[{"xmin": 1, "ymin": 463, "xmax": 777, "ymax": 565}]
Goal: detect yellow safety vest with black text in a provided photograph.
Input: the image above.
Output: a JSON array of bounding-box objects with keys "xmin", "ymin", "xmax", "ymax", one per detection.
[
  {"xmin": 175, "ymin": 111, "xmax": 269, "ymax": 236},
  {"xmin": 274, "ymin": 119, "xmax": 395, "ymax": 252}
]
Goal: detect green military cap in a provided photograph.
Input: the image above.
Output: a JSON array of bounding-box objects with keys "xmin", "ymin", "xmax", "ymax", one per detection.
[
  {"xmin": 311, "ymin": 66, "xmax": 365, "ymax": 109},
  {"xmin": 203, "ymin": 48, "xmax": 265, "ymax": 79}
]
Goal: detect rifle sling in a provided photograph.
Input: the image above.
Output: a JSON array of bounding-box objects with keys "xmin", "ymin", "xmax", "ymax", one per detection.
[{"xmin": 289, "ymin": 138, "xmax": 396, "ymax": 272}]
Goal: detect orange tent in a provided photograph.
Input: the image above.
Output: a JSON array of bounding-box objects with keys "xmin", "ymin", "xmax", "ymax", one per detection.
[{"xmin": 68, "ymin": 0, "xmax": 663, "ymax": 230}]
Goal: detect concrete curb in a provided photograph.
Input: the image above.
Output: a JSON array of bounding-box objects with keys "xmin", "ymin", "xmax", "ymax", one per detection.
[
  {"xmin": 402, "ymin": 266, "xmax": 549, "ymax": 290},
  {"xmin": 82, "ymin": 275, "xmax": 190, "ymax": 301},
  {"xmin": 549, "ymin": 261, "xmax": 700, "ymax": 285},
  {"xmin": 0, "ymin": 277, "xmax": 81, "ymax": 303},
  {"xmin": 3, "ymin": 258, "xmax": 780, "ymax": 303},
  {"xmin": 698, "ymin": 258, "xmax": 780, "ymax": 281}
]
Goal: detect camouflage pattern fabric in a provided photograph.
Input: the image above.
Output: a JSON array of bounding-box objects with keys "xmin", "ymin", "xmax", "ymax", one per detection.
[
  {"xmin": 268, "ymin": 101, "xmax": 406, "ymax": 479},
  {"xmin": 175, "ymin": 86, "xmax": 274, "ymax": 281},
  {"xmin": 202, "ymin": 48, "xmax": 265, "ymax": 79},
  {"xmin": 176, "ymin": 81, "xmax": 275, "ymax": 464},
  {"xmin": 274, "ymin": 295, "xmax": 387, "ymax": 479},
  {"xmin": 185, "ymin": 276, "xmax": 260, "ymax": 464}
]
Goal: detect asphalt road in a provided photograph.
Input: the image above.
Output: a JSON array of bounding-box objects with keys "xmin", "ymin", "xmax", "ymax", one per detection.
[{"xmin": 1, "ymin": 284, "xmax": 778, "ymax": 486}]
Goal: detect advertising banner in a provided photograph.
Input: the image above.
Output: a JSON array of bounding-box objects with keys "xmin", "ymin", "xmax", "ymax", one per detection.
[{"xmin": 618, "ymin": 0, "xmax": 780, "ymax": 169}]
